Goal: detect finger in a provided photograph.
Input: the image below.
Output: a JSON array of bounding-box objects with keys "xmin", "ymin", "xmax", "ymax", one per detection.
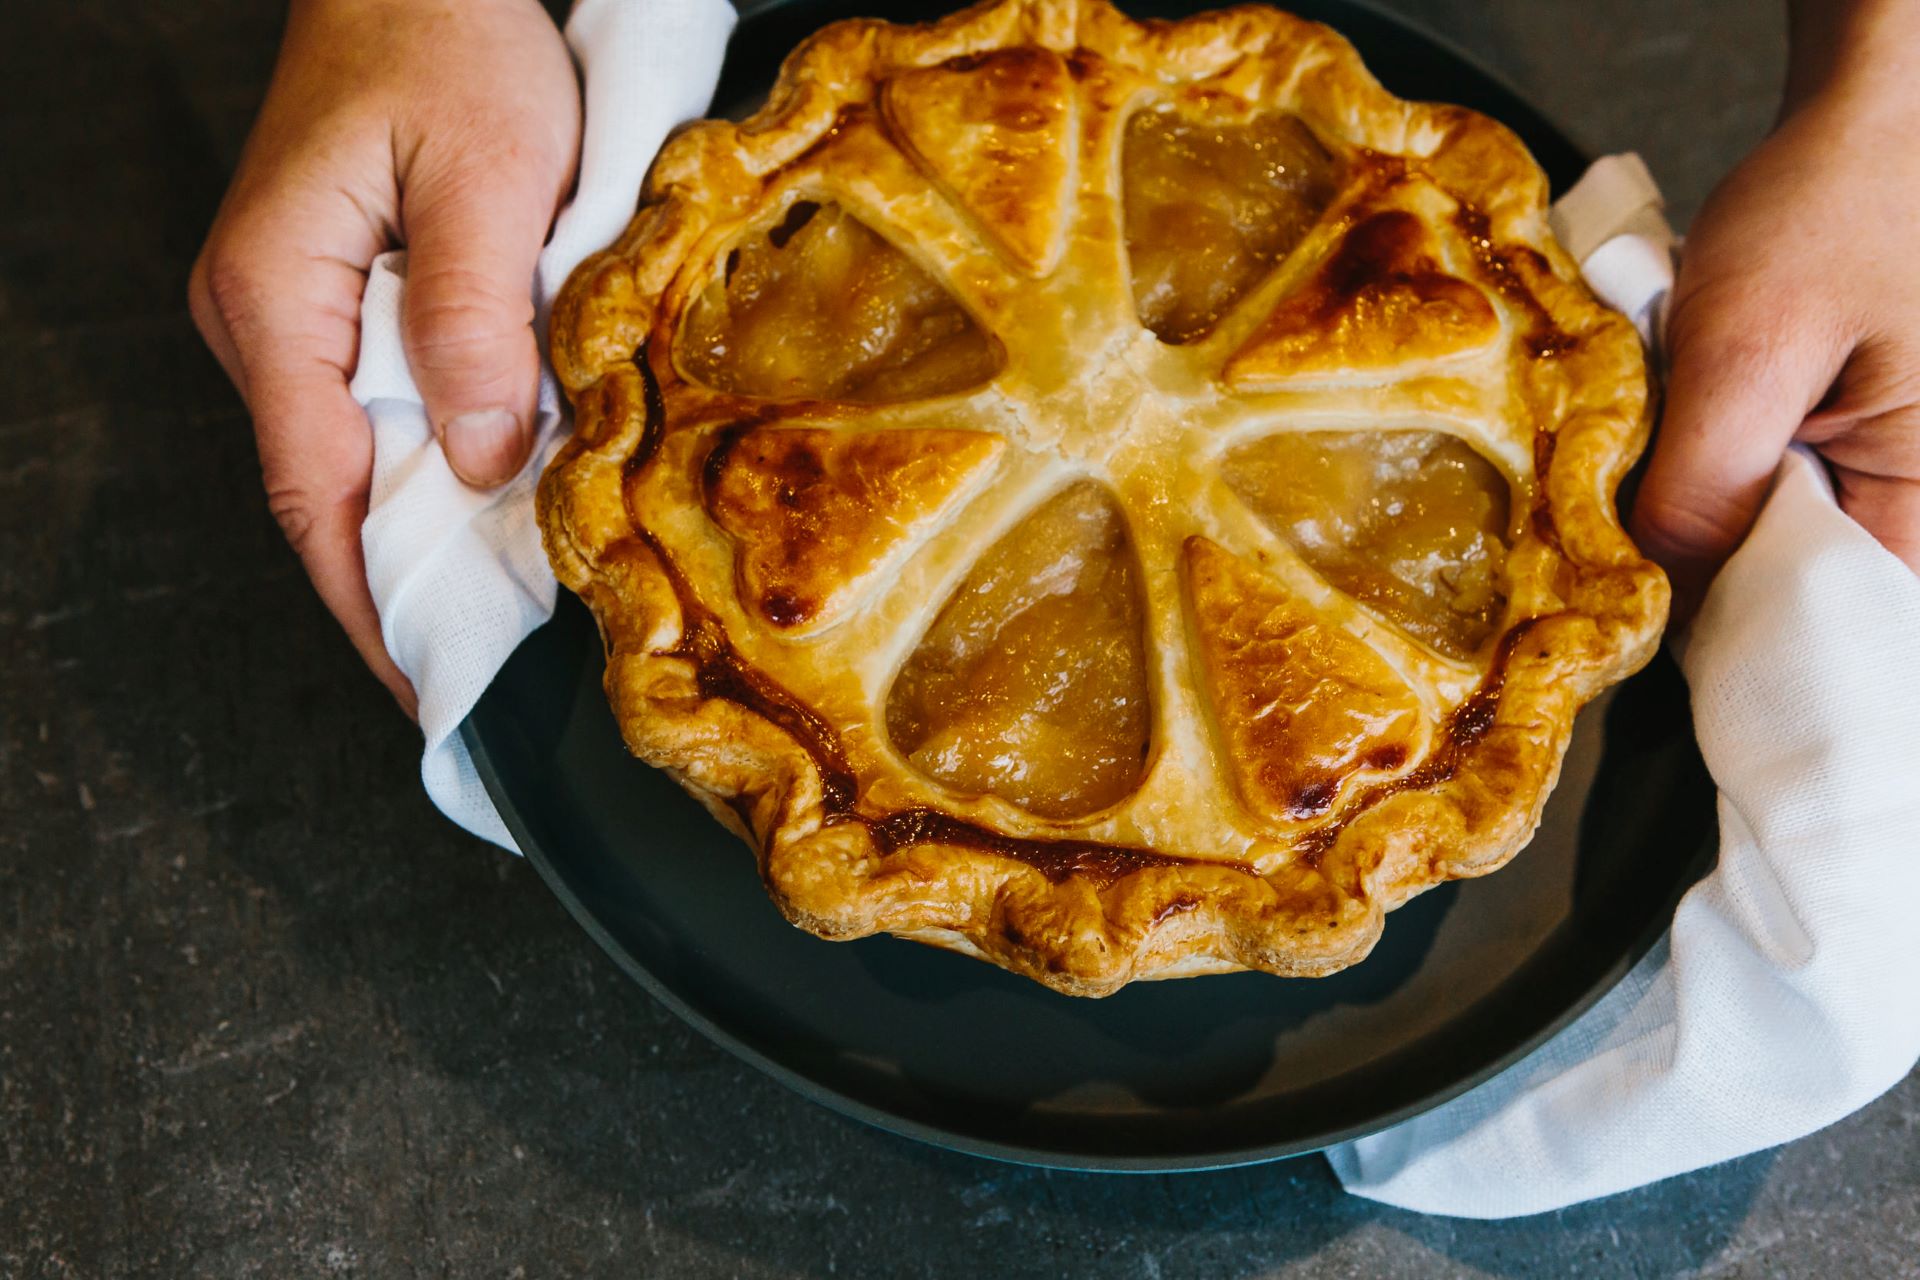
[
  {"xmin": 1792, "ymin": 342, "xmax": 1920, "ymax": 573},
  {"xmin": 1801, "ymin": 405, "xmax": 1920, "ymax": 479},
  {"xmin": 400, "ymin": 144, "xmax": 560, "ymax": 488},
  {"xmin": 255, "ymin": 364, "xmax": 421, "ymax": 721},
  {"xmin": 199, "ymin": 207, "xmax": 420, "ymax": 718},
  {"xmin": 1832, "ymin": 468, "xmax": 1920, "ymax": 572},
  {"xmin": 1796, "ymin": 340, "xmax": 1920, "ymax": 471},
  {"xmin": 187, "ymin": 253, "xmax": 249, "ymax": 397},
  {"xmin": 1632, "ymin": 278, "xmax": 1852, "ymax": 612}
]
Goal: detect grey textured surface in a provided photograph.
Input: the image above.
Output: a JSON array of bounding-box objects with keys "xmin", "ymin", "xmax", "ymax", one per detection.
[{"xmin": 3, "ymin": 1, "xmax": 1917, "ymax": 1276}]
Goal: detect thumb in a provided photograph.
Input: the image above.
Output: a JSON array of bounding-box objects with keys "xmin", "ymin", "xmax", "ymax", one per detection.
[
  {"xmin": 1631, "ymin": 280, "xmax": 1850, "ymax": 612},
  {"xmin": 400, "ymin": 156, "xmax": 553, "ymax": 487}
]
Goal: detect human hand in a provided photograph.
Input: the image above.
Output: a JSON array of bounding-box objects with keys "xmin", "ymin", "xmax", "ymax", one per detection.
[
  {"xmin": 189, "ymin": 0, "xmax": 581, "ymax": 714},
  {"xmin": 1632, "ymin": 1, "xmax": 1920, "ymax": 614}
]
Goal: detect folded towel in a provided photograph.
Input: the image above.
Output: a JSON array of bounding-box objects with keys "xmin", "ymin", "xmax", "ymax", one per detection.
[{"xmin": 349, "ymin": 0, "xmax": 736, "ymax": 847}]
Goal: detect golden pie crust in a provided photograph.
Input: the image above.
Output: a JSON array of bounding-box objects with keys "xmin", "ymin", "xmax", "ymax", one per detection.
[{"xmin": 541, "ymin": 0, "xmax": 1669, "ymax": 996}]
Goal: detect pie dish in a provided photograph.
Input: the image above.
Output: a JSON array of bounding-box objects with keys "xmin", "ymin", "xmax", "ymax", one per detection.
[{"xmin": 540, "ymin": 0, "xmax": 1669, "ymax": 996}]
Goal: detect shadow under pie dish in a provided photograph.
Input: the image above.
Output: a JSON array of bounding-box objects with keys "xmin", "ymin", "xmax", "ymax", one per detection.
[{"xmin": 540, "ymin": 0, "xmax": 1669, "ymax": 997}]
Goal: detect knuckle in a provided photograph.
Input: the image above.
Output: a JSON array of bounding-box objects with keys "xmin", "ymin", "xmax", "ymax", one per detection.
[
  {"xmin": 186, "ymin": 254, "xmax": 225, "ymax": 348},
  {"xmin": 263, "ymin": 480, "xmax": 320, "ymax": 553},
  {"xmin": 404, "ymin": 317, "xmax": 522, "ymax": 383},
  {"xmin": 1668, "ymin": 280, "xmax": 1790, "ymax": 368},
  {"xmin": 198, "ymin": 241, "xmax": 267, "ymax": 332},
  {"xmin": 407, "ymin": 261, "xmax": 530, "ymax": 320},
  {"xmin": 1834, "ymin": 474, "xmax": 1920, "ymax": 569},
  {"xmin": 404, "ymin": 277, "xmax": 530, "ymax": 377},
  {"xmin": 417, "ymin": 121, "xmax": 556, "ymax": 190},
  {"xmin": 1668, "ymin": 274, "xmax": 1850, "ymax": 394},
  {"xmin": 1841, "ymin": 339, "xmax": 1920, "ymax": 416},
  {"xmin": 1880, "ymin": 403, "xmax": 1920, "ymax": 443},
  {"xmin": 1632, "ymin": 486, "xmax": 1748, "ymax": 560},
  {"xmin": 1816, "ymin": 404, "xmax": 1920, "ymax": 476}
]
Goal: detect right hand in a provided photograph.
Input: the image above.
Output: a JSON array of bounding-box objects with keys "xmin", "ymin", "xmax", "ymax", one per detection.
[
  {"xmin": 1632, "ymin": 0, "xmax": 1920, "ymax": 613},
  {"xmin": 189, "ymin": 0, "xmax": 582, "ymax": 714}
]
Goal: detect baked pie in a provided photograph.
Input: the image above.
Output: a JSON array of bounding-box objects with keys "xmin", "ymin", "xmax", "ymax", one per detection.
[{"xmin": 541, "ymin": 0, "xmax": 1668, "ymax": 995}]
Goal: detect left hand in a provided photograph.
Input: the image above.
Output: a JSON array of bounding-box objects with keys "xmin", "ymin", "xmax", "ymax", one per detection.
[
  {"xmin": 1631, "ymin": 29, "xmax": 1920, "ymax": 612},
  {"xmin": 188, "ymin": 0, "xmax": 582, "ymax": 715}
]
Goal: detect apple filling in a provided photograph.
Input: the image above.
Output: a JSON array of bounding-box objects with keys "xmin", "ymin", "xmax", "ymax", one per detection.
[
  {"xmin": 885, "ymin": 481, "xmax": 1150, "ymax": 818},
  {"xmin": 681, "ymin": 201, "xmax": 1001, "ymax": 401},
  {"xmin": 1123, "ymin": 110, "xmax": 1339, "ymax": 344},
  {"xmin": 1224, "ymin": 430, "xmax": 1510, "ymax": 657}
]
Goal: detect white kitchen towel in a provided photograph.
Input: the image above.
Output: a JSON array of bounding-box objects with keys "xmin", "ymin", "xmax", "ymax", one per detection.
[
  {"xmin": 1327, "ymin": 156, "xmax": 1920, "ymax": 1217},
  {"xmin": 349, "ymin": 0, "xmax": 735, "ymax": 847},
  {"xmin": 347, "ymin": 5, "xmax": 1920, "ymax": 1218}
]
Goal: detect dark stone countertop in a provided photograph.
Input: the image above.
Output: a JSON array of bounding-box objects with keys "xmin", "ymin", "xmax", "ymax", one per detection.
[{"xmin": 3, "ymin": 1, "xmax": 1915, "ymax": 1275}]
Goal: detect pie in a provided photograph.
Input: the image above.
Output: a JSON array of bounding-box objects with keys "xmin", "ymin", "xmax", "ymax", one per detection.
[{"xmin": 541, "ymin": 0, "xmax": 1669, "ymax": 996}]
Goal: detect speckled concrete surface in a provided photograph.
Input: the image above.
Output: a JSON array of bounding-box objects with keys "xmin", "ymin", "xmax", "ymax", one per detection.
[{"xmin": 4, "ymin": 1, "xmax": 1916, "ymax": 1276}]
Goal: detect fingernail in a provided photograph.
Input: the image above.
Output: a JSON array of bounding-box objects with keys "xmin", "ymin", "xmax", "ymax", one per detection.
[{"xmin": 442, "ymin": 408, "xmax": 528, "ymax": 487}]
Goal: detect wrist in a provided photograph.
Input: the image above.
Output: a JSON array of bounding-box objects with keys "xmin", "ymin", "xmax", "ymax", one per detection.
[
  {"xmin": 1785, "ymin": 0, "xmax": 1920, "ymax": 119},
  {"xmin": 289, "ymin": 0, "xmax": 549, "ymax": 23}
]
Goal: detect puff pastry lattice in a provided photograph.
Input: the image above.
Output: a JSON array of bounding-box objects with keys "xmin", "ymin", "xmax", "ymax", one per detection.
[{"xmin": 542, "ymin": 0, "xmax": 1668, "ymax": 995}]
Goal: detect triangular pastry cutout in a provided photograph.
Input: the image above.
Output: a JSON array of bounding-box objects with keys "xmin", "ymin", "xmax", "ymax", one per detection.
[
  {"xmin": 1123, "ymin": 109, "xmax": 1340, "ymax": 344},
  {"xmin": 882, "ymin": 48, "xmax": 1076, "ymax": 275},
  {"xmin": 706, "ymin": 427, "xmax": 1003, "ymax": 632},
  {"xmin": 1221, "ymin": 429, "xmax": 1510, "ymax": 659},
  {"xmin": 886, "ymin": 481, "xmax": 1150, "ymax": 819},
  {"xmin": 681, "ymin": 202, "xmax": 1001, "ymax": 402},
  {"xmin": 1185, "ymin": 538, "xmax": 1423, "ymax": 824},
  {"xmin": 1224, "ymin": 210, "xmax": 1500, "ymax": 388}
]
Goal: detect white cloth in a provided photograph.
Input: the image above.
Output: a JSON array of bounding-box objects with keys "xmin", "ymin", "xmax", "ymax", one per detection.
[
  {"xmin": 1327, "ymin": 155, "xmax": 1920, "ymax": 1216},
  {"xmin": 346, "ymin": 8, "xmax": 1920, "ymax": 1215},
  {"xmin": 349, "ymin": 0, "xmax": 736, "ymax": 847}
]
